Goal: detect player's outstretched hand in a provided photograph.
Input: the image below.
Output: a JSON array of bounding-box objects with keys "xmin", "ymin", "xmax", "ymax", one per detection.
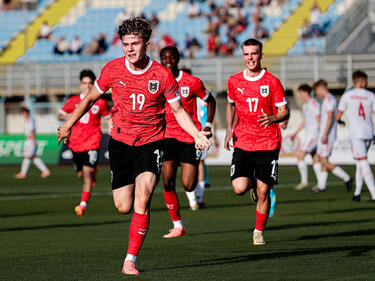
[
  {"xmin": 57, "ymin": 123, "xmax": 71, "ymax": 145},
  {"xmin": 224, "ymin": 130, "xmax": 233, "ymax": 151},
  {"xmin": 194, "ymin": 131, "xmax": 212, "ymax": 150},
  {"xmin": 258, "ymin": 109, "xmax": 276, "ymax": 128}
]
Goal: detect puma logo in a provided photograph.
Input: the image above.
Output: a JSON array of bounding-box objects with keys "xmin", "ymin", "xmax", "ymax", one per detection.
[
  {"xmin": 119, "ymin": 81, "xmax": 127, "ymax": 87},
  {"xmin": 237, "ymin": 88, "xmax": 244, "ymax": 94}
]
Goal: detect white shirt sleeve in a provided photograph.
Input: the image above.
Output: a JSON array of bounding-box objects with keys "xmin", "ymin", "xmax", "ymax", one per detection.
[{"xmin": 338, "ymin": 93, "xmax": 347, "ymax": 112}]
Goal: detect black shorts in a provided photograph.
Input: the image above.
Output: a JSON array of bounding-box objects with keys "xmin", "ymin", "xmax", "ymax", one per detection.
[
  {"xmin": 108, "ymin": 137, "xmax": 164, "ymax": 190},
  {"xmin": 72, "ymin": 149, "xmax": 99, "ymax": 172},
  {"xmin": 230, "ymin": 148, "xmax": 279, "ymax": 185},
  {"xmin": 164, "ymin": 138, "xmax": 202, "ymax": 167}
]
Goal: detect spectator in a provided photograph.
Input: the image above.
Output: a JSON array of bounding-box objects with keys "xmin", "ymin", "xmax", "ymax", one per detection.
[
  {"xmin": 184, "ymin": 34, "xmax": 201, "ymax": 58},
  {"xmin": 69, "ymin": 35, "xmax": 83, "ymax": 55},
  {"xmin": 151, "ymin": 12, "xmax": 159, "ymax": 27},
  {"xmin": 38, "ymin": 21, "xmax": 52, "ymax": 40},
  {"xmin": 254, "ymin": 24, "xmax": 269, "ymax": 39},
  {"xmin": 115, "ymin": 8, "xmax": 130, "ymax": 27},
  {"xmin": 2, "ymin": 0, "xmax": 14, "ymax": 11},
  {"xmin": 204, "ymin": 16, "xmax": 219, "ymax": 34},
  {"xmin": 84, "ymin": 37, "xmax": 99, "ymax": 55},
  {"xmin": 207, "ymin": 32, "xmax": 220, "ymax": 57},
  {"xmin": 159, "ymin": 33, "xmax": 175, "ymax": 51},
  {"xmin": 21, "ymin": 0, "xmax": 37, "ymax": 10},
  {"xmin": 111, "ymin": 32, "xmax": 121, "ymax": 47},
  {"xmin": 310, "ymin": 2, "xmax": 321, "ymax": 37},
  {"xmin": 187, "ymin": 0, "xmax": 200, "ymax": 18},
  {"xmin": 298, "ymin": 19, "xmax": 312, "ymax": 39},
  {"xmin": 97, "ymin": 33, "xmax": 108, "ymax": 54},
  {"xmin": 53, "ymin": 37, "xmax": 69, "ymax": 55}
]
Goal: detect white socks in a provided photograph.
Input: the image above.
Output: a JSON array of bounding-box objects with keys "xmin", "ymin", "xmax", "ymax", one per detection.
[
  {"xmin": 319, "ymin": 171, "xmax": 328, "ymax": 190},
  {"xmin": 313, "ymin": 162, "xmax": 321, "ymax": 182},
  {"xmin": 185, "ymin": 190, "xmax": 197, "ymax": 207},
  {"xmin": 358, "ymin": 160, "xmax": 375, "ymax": 199},
  {"xmin": 354, "ymin": 161, "xmax": 363, "ymax": 196},
  {"xmin": 297, "ymin": 161, "xmax": 308, "ymax": 185},
  {"xmin": 332, "ymin": 166, "xmax": 350, "ymax": 182},
  {"xmin": 196, "ymin": 181, "xmax": 205, "ymax": 203},
  {"xmin": 125, "ymin": 254, "xmax": 137, "ymax": 263},
  {"xmin": 33, "ymin": 157, "xmax": 48, "ymax": 172},
  {"xmin": 173, "ymin": 219, "xmax": 183, "ymax": 228},
  {"xmin": 21, "ymin": 158, "xmax": 31, "ymax": 175}
]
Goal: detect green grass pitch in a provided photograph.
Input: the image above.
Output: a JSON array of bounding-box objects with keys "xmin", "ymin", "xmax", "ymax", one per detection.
[{"xmin": 1, "ymin": 165, "xmax": 375, "ymax": 281}]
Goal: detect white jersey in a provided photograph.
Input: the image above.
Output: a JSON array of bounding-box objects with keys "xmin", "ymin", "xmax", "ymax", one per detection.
[
  {"xmin": 319, "ymin": 93, "xmax": 337, "ymax": 139},
  {"xmin": 338, "ymin": 88, "xmax": 375, "ymax": 140},
  {"xmin": 303, "ymin": 98, "xmax": 320, "ymax": 137},
  {"xmin": 25, "ymin": 117, "xmax": 35, "ymax": 138}
]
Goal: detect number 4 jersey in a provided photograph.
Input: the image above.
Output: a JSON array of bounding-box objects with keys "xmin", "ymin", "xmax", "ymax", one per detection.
[
  {"xmin": 227, "ymin": 69, "xmax": 287, "ymax": 151},
  {"xmin": 60, "ymin": 93, "xmax": 111, "ymax": 152},
  {"xmin": 338, "ymin": 88, "xmax": 375, "ymax": 140}
]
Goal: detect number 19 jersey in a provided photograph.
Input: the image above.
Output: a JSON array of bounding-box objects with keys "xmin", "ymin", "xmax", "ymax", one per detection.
[
  {"xmin": 227, "ymin": 69, "xmax": 287, "ymax": 151},
  {"xmin": 338, "ymin": 88, "xmax": 375, "ymax": 140}
]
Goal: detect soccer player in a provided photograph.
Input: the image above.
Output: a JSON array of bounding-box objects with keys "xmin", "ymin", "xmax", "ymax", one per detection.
[
  {"xmin": 57, "ymin": 17, "xmax": 211, "ymax": 275},
  {"xmin": 290, "ymin": 84, "xmax": 321, "ymax": 190},
  {"xmin": 160, "ymin": 46, "xmax": 216, "ymax": 238},
  {"xmin": 336, "ymin": 70, "xmax": 375, "ymax": 202},
  {"xmin": 312, "ymin": 80, "xmax": 353, "ymax": 193},
  {"xmin": 58, "ymin": 69, "xmax": 111, "ymax": 216},
  {"xmin": 15, "ymin": 107, "xmax": 50, "ymax": 179},
  {"xmin": 224, "ymin": 38, "xmax": 290, "ymax": 245}
]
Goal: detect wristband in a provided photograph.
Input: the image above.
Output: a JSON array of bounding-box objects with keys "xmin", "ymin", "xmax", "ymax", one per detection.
[{"xmin": 204, "ymin": 122, "xmax": 212, "ymax": 128}]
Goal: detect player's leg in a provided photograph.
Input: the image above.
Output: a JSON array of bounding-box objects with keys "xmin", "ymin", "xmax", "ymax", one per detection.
[
  {"xmin": 15, "ymin": 157, "xmax": 31, "ymax": 178},
  {"xmin": 74, "ymin": 165, "xmax": 94, "ymax": 216},
  {"xmin": 231, "ymin": 148, "xmax": 256, "ymax": 196},
  {"xmin": 162, "ymin": 159, "xmax": 185, "ymax": 238},
  {"xmin": 195, "ymin": 159, "xmax": 207, "ymax": 207},
  {"xmin": 311, "ymin": 151, "xmax": 321, "ymax": 189},
  {"xmin": 32, "ymin": 155, "xmax": 50, "ymax": 178},
  {"xmin": 295, "ymin": 150, "xmax": 308, "ymax": 190},
  {"xmin": 355, "ymin": 140, "xmax": 375, "ymax": 200},
  {"xmin": 353, "ymin": 160, "xmax": 363, "ymax": 201},
  {"xmin": 254, "ymin": 180, "xmax": 270, "ymax": 245},
  {"xmin": 182, "ymin": 143, "xmax": 201, "ymax": 210},
  {"xmin": 15, "ymin": 140, "xmax": 34, "ymax": 178}
]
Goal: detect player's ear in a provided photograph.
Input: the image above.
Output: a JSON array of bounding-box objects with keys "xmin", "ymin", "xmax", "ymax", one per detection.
[{"xmin": 260, "ymin": 52, "xmax": 264, "ymax": 60}]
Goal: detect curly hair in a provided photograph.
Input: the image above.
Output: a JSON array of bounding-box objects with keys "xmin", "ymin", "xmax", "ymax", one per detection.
[{"xmin": 118, "ymin": 17, "xmax": 152, "ymax": 43}]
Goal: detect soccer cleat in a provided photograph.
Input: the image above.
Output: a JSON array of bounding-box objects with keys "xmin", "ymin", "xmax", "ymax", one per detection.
[
  {"xmin": 163, "ymin": 227, "xmax": 186, "ymax": 238},
  {"xmin": 41, "ymin": 170, "xmax": 50, "ymax": 178},
  {"xmin": 190, "ymin": 203, "xmax": 199, "ymax": 211},
  {"xmin": 74, "ymin": 205, "xmax": 86, "ymax": 216},
  {"xmin": 253, "ymin": 231, "xmax": 266, "ymax": 245},
  {"xmin": 197, "ymin": 201, "xmax": 207, "ymax": 209},
  {"xmin": 294, "ymin": 183, "xmax": 308, "ymax": 191},
  {"xmin": 351, "ymin": 195, "xmax": 360, "ymax": 202},
  {"xmin": 311, "ymin": 186, "xmax": 325, "ymax": 193},
  {"xmin": 250, "ymin": 188, "xmax": 258, "ymax": 203},
  {"xmin": 122, "ymin": 260, "xmax": 140, "ymax": 275},
  {"xmin": 345, "ymin": 177, "xmax": 353, "ymax": 192},
  {"xmin": 14, "ymin": 172, "xmax": 26, "ymax": 179}
]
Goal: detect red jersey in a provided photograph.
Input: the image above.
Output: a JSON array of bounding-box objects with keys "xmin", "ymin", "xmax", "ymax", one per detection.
[
  {"xmin": 165, "ymin": 70, "xmax": 209, "ymax": 143},
  {"xmin": 227, "ymin": 69, "xmax": 287, "ymax": 151},
  {"xmin": 60, "ymin": 94, "xmax": 110, "ymax": 152},
  {"xmin": 95, "ymin": 57, "xmax": 179, "ymax": 146}
]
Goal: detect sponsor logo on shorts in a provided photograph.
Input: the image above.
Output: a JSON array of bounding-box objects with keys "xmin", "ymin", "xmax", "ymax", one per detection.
[{"xmin": 230, "ymin": 164, "xmax": 235, "ymax": 177}]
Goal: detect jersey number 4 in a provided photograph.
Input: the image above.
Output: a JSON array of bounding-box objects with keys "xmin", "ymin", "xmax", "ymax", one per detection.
[
  {"xmin": 246, "ymin": 97, "xmax": 259, "ymax": 112},
  {"xmin": 358, "ymin": 102, "xmax": 366, "ymax": 120},
  {"xmin": 130, "ymin": 93, "xmax": 145, "ymax": 111}
]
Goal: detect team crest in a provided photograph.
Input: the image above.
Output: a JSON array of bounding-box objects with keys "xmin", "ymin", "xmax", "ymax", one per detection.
[
  {"xmin": 91, "ymin": 105, "xmax": 99, "ymax": 114},
  {"xmin": 260, "ymin": 85, "xmax": 269, "ymax": 97},
  {"xmin": 148, "ymin": 80, "xmax": 159, "ymax": 94},
  {"xmin": 181, "ymin": 87, "xmax": 190, "ymax": 98}
]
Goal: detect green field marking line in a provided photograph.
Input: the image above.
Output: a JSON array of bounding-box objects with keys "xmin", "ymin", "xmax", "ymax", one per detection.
[{"xmin": 0, "ymin": 181, "xmax": 346, "ymax": 200}]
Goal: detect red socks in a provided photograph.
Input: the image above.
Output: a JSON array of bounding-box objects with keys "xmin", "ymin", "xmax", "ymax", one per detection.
[
  {"xmin": 127, "ymin": 212, "xmax": 150, "ymax": 256},
  {"xmin": 164, "ymin": 190, "xmax": 181, "ymax": 221},
  {"xmin": 81, "ymin": 191, "xmax": 90, "ymax": 204},
  {"xmin": 255, "ymin": 210, "xmax": 269, "ymax": 232}
]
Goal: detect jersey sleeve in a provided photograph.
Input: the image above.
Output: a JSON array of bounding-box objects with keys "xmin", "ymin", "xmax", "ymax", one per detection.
[
  {"xmin": 95, "ymin": 64, "xmax": 111, "ymax": 94},
  {"xmin": 312, "ymin": 100, "xmax": 320, "ymax": 116},
  {"xmin": 273, "ymin": 78, "xmax": 287, "ymax": 107},
  {"xmin": 227, "ymin": 77, "xmax": 235, "ymax": 103},
  {"xmin": 326, "ymin": 96, "xmax": 336, "ymax": 112},
  {"xmin": 164, "ymin": 70, "xmax": 180, "ymax": 104},
  {"xmin": 192, "ymin": 79, "xmax": 210, "ymax": 101},
  {"xmin": 337, "ymin": 93, "xmax": 348, "ymax": 112},
  {"xmin": 59, "ymin": 97, "xmax": 75, "ymax": 115}
]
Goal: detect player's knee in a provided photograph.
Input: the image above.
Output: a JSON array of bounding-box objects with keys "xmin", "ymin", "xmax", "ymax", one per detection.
[
  {"xmin": 182, "ymin": 179, "xmax": 196, "ymax": 192},
  {"xmin": 233, "ymin": 184, "xmax": 247, "ymax": 196},
  {"xmin": 257, "ymin": 185, "xmax": 268, "ymax": 201},
  {"xmin": 115, "ymin": 202, "xmax": 132, "ymax": 215},
  {"xmin": 163, "ymin": 180, "xmax": 176, "ymax": 191}
]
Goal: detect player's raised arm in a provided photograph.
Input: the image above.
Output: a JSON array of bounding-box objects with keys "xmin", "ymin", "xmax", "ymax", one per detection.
[
  {"xmin": 224, "ymin": 101, "xmax": 235, "ymax": 150},
  {"xmin": 169, "ymin": 100, "xmax": 212, "ymax": 150},
  {"xmin": 57, "ymin": 86, "xmax": 102, "ymax": 144}
]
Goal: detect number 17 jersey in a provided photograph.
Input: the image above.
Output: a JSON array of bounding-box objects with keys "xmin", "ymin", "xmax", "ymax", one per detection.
[
  {"xmin": 227, "ymin": 69, "xmax": 287, "ymax": 151},
  {"xmin": 338, "ymin": 88, "xmax": 375, "ymax": 140}
]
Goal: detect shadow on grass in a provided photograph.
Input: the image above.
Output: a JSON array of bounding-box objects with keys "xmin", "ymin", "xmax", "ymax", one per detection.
[
  {"xmin": 325, "ymin": 207, "xmax": 375, "ymax": 214},
  {"xmin": 0, "ymin": 211, "xmax": 52, "ymax": 218},
  {"xmin": 278, "ymin": 197, "xmax": 340, "ymax": 205},
  {"xmin": 0, "ymin": 219, "xmax": 129, "ymax": 232},
  {"xmin": 148, "ymin": 245, "xmax": 375, "ymax": 272},
  {"xmin": 298, "ymin": 228, "xmax": 375, "ymax": 240}
]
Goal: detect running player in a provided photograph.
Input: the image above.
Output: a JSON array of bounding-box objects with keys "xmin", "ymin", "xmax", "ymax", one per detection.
[
  {"xmin": 291, "ymin": 84, "xmax": 321, "ymax": 190},
  {"xmin": 58, "ymin": 69, "xmax": 111, "ymax": 216},
  {"xmin": 57, "ymin": 17, "xmax": 211, "ymax": 275},
  {"xmin": 312, "ymin": 80, "xmax": 353, "ymax": 192},
  {"xmin": 160, "ymin": 46, "xmax": 216, "ymax": 238},
  {"xmin": 336, "ymin": 70, "xmax": 375, "ymax": 202},
  {"xmin": 224, "ymin": 38, "xmax": 290, "ymax": 245},
  {"xmin": 15, "ymin": 107, "xmax": 50, "ymax": 179}
]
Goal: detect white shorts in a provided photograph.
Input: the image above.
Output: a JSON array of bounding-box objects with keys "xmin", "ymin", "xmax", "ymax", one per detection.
[
  {"xmin": 23, "ymin": 139, "xmax": 37, "ymax": 158},
  {"xmin": 351, "ymin": 139, "xmax": 372, "ymax": 159},
  {"xmin": 301, "ymin": 135, "xmax": 318, "ymax": 153},
  {"xmin": 317, "ymin": 136, "xmax": 335, "ymax": 158}
]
